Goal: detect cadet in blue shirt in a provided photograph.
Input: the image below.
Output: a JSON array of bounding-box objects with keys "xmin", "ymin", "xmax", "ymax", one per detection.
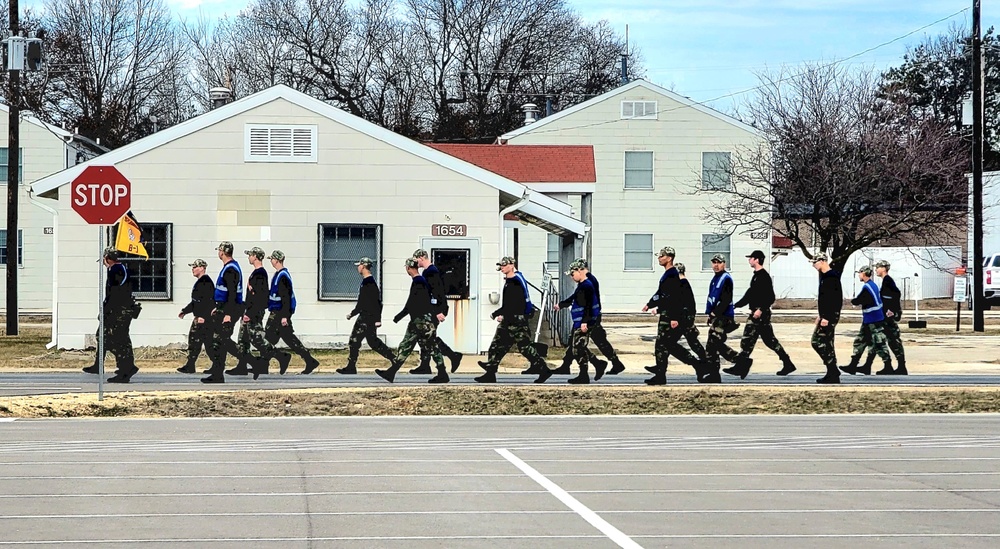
[
  {"xmin": 839, "ymin": 265, "xmax": 892, "ymax": 376},
  {"xmin": 262, "ymin": 250, "xmax": 320, "ymax": 376}
]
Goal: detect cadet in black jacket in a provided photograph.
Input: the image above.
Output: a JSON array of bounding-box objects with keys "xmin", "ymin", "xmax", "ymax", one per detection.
[
  {"xmin": 643, "ymin": 247, "xmax": 704, "ymax": 385},
  {"xmin": 83, "ymin": 247, "xmax": 138, "ymax": 383},
  {"xmin": 811, "ymin": 253, "xmax": 843, "ymax": 384},
  {"xmin": 475, "ymin": 257, "xmax": 552, "ymax": 384},
  {"xmin": 177, "ymin": 259, "xmax": 215, "ymax": 373},
  {"xmin": 724, "ymin": 250, "xmax": 796, "ymax": 379},
  {"xmin": 338, "ymin": 257, "xmax": 396, "ymax": 374},
  {"xmin": 553, "ymin": 259, "xmax": 625, "ymax": 376},
  {"xmin": 228, "ymin": 247, "xmax": 273, "ymax": 376},
  {"xmin": 676, "ymin": 263, "xmax": 708, "ymax": 362},
  {"xmin": 375, "ymin": 258, "xmax": 448, "ymax": 383},
  {"xmin": 410, "ymin": 249, "xmax": 463, "ymax": 375},
  {"xmin": 859, "ymin": 260, "xmax": 907, "ymax": 375}
]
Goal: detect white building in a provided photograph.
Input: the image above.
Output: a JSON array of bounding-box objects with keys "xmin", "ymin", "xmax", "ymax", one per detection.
[
  {"xmin": 30, "ymin": 85, "xmax": 584, "ymax": 351},
  {"xmin": 498, "ymin": 79, "xmax": 767, "ymax": 311},
  {"xmin": 0, "ymin": 105, "xmax": 105, "ymax": 315}
]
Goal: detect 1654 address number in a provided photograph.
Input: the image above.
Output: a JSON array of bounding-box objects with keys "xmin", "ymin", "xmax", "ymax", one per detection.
[{"xmin": 431, "ymin": 224, "xmax": 467, "ymax": 237}]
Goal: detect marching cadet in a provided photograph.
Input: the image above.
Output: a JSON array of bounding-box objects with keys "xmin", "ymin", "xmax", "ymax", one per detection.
[
  {"xmin": 475, "ymin": 257, "xmax": 552, "ymax": 384},
  {"xmin": 83, "ymin": 247, "xmax": 138, "ymax": 383},
  {"xmin": 553, "ymin": 259, "xmax": 625, "ymax": 376},
  {"xmin": 410, "ymin": 249, "xmax": 463, "ymax": 374},
  {"xmin": 227, "ymin": 247, "xmax": 270, "ymax": 376},
  {"xmin": 724, "ymin": 250, "xmax": 796, "ymax": 379},
  {"xmin": 262, "ymin": 250, "xmax": 319, "ymax": 376},
  {"xmin": 202, "ymin": 242, "xmax": 245, "ymax": 384},
  {"xmin": 177, "ymin": 259, "xmax": 214, "ymax": 373},
  {"xmin": 338, "ymin": 257, "xmax": 396, "ymax": 375},
  {"xmin": 375, "ymin": 258, "xmax": 449, "ymax": 383},
  {"xmin": 858, "ymin": 260, "xmax": 907, "ymax": 375},
  {"xmin": 560, "ymin": 260, "xmax": 607, "ymax": 384},
  {"xmin": 675, "ymin": 263, "xmax": 708, "ymax": 362},
  {"xmin": 703, "ymin": 254, "xmax": 739, "ymax": 383},
  {"xmin": 839, "ymin": 265, "xmax": 893, "ymax": 377},
  {"xmin": 642, "ymin": 247, "xmax": 704, "ymax": 385},
  {"xmin": 811, "ymin": 253, "xmax": 843, "ymax": 384}
]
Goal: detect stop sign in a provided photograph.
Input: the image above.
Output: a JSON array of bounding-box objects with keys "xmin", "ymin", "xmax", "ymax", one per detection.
[{"xmin": 71, "ymin": 166, "xmax": 131, "ymax": 225}]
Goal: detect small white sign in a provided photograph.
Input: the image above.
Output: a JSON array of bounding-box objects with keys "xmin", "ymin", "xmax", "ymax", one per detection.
[{"xmin": 954, "ymin": 277, "xmax": 968, "ymax": 302}]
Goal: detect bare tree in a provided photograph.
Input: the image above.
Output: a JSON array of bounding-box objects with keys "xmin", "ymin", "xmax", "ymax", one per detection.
[
  {"xmin": 38, "ymin": 0, "xmax": 189, "ymax": 148},
  {"xmin": 705, "ymin": 64, "xmax": 967, "ymax": 275}
]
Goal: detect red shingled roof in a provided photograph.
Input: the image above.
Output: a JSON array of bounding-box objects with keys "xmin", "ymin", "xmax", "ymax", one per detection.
[{"xmin": 427, "ymin": 143, "xmax": 596, "ymax": 183}]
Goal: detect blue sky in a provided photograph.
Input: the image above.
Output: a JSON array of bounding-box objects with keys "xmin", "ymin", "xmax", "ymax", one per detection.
[{"xmin": 23, "ymin": 0, "xmax": 994, "ymax": 112}]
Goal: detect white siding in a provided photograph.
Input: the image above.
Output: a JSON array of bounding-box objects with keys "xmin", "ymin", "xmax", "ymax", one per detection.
[
  {"xmin": 0, "ymin": 116, "xmax": 68, "ymax": 312},
  {"xmin": 52, "ymin": 98, "xmax": 503, "ymax": 351},
  {"xmin": 507, "ymin": 84, "xmax": 767, "ymax": 311}
]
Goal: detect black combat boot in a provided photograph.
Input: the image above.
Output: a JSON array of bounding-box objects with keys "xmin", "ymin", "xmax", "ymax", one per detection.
[
  {"xmin": 817, "ymin": 361, "xmax": 841, "ymax": 384},
  {"xmin": 723, "ymin": 355, "xmax": 753, "ymax": 379},
  {"xmin": 607, "ymin": 358, "xmax": 626, "ymax": 376},
  {"xmin": 534, "ymin": 363, "xmax": 553, "ymax": 384},
  {"xmin": 428, "ymin": 365, "xmax": 450, "ymax": 384},
  {"xmin": 410, "ymin": 355, "xmax": 433, "ymax": 375},
  {"xmin": 336, "ymin": 357, "xmax": 358, "ymax": 375},
  {"xmin": 375, "ymin": 361, "xmax": 402, "ymax": 383},
  {"xmin": 475, "ymin": 370, "xmax": 497, "ymax": 383},
  {"xmin": 276, "ymin": 351, "xmax": 292, "ymax": 375},
  {"xmin": 226, "ymin": 358, "xmax": 249, "ymax": 376},
  {"xmin": 568, "ymin": 363, "xmax": 590, "ymax": 384},
  {"xmin": 838, "ymin": 355, "xmax": 862, "ymax": 375},
  {"xmin": 593, "ymin": 359, "xmax": 608, "ymax": 381},
  {"xmin": 776, "ymin": 352, "xmax": 796, "ymax": 376},
  {"xmin": 449, "ymin": 352, "xmax": 463, "ymax": 373},
  {"xmin": 176, "ymin": 360, "xmax": 197, "ymax": 374},
  {"xmin": 301, "ymin": 357, "xmax": 320, "ymax": 375},
  {"xmin": 893, "ymin": 359, "xmax": 908, "ymax": 375},
  {"xmin": 552, "ymin": 352, "xmax": 573, "ymax": 375},
  {"xmin": 874, "ymin": 354, "xmax": 893, "ymax": 375}
]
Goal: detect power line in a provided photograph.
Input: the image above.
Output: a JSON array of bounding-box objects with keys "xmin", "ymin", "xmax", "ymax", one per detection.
[{"xmin": 523, "ymin": 6, "xmax": 971, "ymax": 136}]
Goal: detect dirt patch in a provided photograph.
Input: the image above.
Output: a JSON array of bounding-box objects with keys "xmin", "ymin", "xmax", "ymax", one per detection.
[{"xmin": 3, "ymin": 386, "xmax": 999, "ymax": 418}]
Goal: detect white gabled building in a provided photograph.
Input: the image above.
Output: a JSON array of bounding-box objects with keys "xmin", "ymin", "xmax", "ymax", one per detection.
[
  {"xmin": 0, "ymin": 105, "xmax": 105, "ymax": 317},
  {"xmin": 499, "ymin": 79, "xmax": 768, "ymax": 312},
  {"xmin": 30, "ymin": 85, "xmax": 585, "ymax": 352}
]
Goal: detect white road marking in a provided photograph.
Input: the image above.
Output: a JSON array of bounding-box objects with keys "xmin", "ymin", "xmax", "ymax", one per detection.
[
  {"xmin": 496, "ymin": 448, "xmax": 643, "ymax": 549},
  {"xmin": 1, "ymin": 471, "xmax": 999, "ymax": 480},
  {"xmin": 0, "ymin": 536, "xmax": 606, "ymax": 545},
  {"xmin": 0, "ymin": 419, "xmax": 15, "ymax": 423},
  {"xmin": 2, "ymin": 456, "xmax": 998, "ymax": 465}
]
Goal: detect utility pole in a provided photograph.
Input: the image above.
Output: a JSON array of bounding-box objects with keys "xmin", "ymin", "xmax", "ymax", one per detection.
[
  {"xmin": 973, "ymin": 0, "xmax": 985, "ymax": 332},
  {"xmin": 6, "ymin": 0, "xmax": 19, "ymax": 336}
]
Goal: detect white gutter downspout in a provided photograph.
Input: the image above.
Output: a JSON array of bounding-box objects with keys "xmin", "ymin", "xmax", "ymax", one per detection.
[
  {"xmin": 499, "ymin": 191, "xmax": 531, "ymax": 261},
  {"xmin": 27, "ymin": 188, "xmax": 58, "ymax": 349}
]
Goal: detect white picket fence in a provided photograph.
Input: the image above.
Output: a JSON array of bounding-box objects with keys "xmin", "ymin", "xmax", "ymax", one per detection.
[{"xmin": 771, "ymin": 247, "xmax": 961, "ymax": 301}]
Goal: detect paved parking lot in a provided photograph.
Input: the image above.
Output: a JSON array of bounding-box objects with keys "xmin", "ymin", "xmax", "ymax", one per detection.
[{"xmin": 2, "ymin": 415, "xmax": 1000, "ymax": 547}]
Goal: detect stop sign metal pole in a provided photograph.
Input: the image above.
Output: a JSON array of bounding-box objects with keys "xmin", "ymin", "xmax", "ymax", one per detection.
[{"xmin": 98, "ymin": 230, "xmax": 105, "ymax": 401}]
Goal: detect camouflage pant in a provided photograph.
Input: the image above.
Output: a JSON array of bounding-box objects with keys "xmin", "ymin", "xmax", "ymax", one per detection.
[
  {"xmin": 571, "ymin": 328, "xmax": 593, "ymax": 370},
  {"xmin": 208, "ymin": 308, "xmax": 242, "ymax": 374},
  {"xmin": 237, "ymin": 312, "xmax": 273, "ymax": 360},
  {"xmin": 706, "ymin": 316, "xmax": 740, "ymax": 365},
  {"xmin": 739, "ymin": 310, "xmax": 788, "ymax": 360},
  {"xmin": 418, "ymin": 318, "xmax": 458, "ymax": 368},
  {"xmin": 265, "ymin": 312, "xmax": 315, "ymax": 362},
  {"xmin": 561, "ymin": 320, "xmax": 621, "ymax": 365},
  {"xmin": 394, "ymin": 314, "xmax": 444, "ymax": 369},
  {"xmin": 811, "ymin": 321, "xmax": 838, "ymax": 369},
  {"xmin": 864, "ymin": 316, "xmax": 904, "ymax": 364},
  {"xmin": 184, "ymin": 317, "xmax": 213, "ymax": 364},
  {"xmin": 654, "ymin": 316, "xmax": 701, "ymax": 372},
  {"xmin": 93, "ymin": 307, "xmax": 135, "ymax": 371},
  {"xmin": 681, "ymin": 315, "xmax": 708, "ymax": 362},
  {"xmin": 348, "ymin": 317, "xmax": 395, "ymax": 366},
  {"xmin": 852, "ymin": 321, "xmax": 891, "ymax": 362},
  {"xmin": 484, "ymin": 316, "xmax": 545, "ymax": 371}
]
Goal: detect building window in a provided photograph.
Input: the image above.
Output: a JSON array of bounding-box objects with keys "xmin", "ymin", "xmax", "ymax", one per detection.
[
  {"xmin": 702, "ymin": 152, "xmax": 732, "ymax": 190},
  {"xmin": 624, "ymin": 233, "xmax": 653, "ymax": 271},
  {"xmin": 702, "ymin": 234, "xmax": 731, "ymax": 270},
  {"xmin": 245, "ymin": 124, "xmax": 317, "ymax": 163},
  {"xmin": 109, "ymin": 223, "xmax": 172, "ymax": 300},
  {"xmin": 0, "ymin": 148, "xmax": 23, "ymax": 184},
  {"xmin": 624, "ymin": 151, "xmax": 654, "ymax": 189},
  {"xmin": 0, "ymin": 229, "xmax": 23, "ymax": 266},
  {"xmin": 621, "ymin": 100, "xmax": 658, "ymax": 120},
  {"xmin": 319, "ymin": 224, "xmax": 382, "ymax": 300},
  {"xmin": 545, "ymin": 233, "xmax": 560, "ymax": 273}
]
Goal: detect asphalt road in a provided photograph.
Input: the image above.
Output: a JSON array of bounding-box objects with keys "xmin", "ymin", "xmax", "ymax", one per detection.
[
  {"xmin": 4, "ymin": 371, "xmax": 1000, "ymax": 397},
  {"xmin": 2, "ymin": 415, "xmax": 1000, "ymax": 548}
]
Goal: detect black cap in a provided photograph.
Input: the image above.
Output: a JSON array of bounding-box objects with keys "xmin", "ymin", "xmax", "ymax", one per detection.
[{"xmin": 746, "ymin": 250, "xmax": 765, "ymax": 262}]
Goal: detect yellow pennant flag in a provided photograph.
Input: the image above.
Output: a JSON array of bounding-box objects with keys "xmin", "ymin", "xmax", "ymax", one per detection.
[{"xmin": 115, "ymin": 211, "xmax": 149, "ymax": 259}]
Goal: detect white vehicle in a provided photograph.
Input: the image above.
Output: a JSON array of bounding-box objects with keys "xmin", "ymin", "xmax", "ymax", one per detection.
[{"xmin": 983, "ymin": 253, "xmax": 1000, "ymax": 308}]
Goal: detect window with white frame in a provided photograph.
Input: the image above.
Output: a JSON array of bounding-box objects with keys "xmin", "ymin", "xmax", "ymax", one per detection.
[
  {"xmin": 701, "ymin": 234, "xmax": 731, "ymax": 270},
  {"xmin": 621, "ymin": 100, "xmax": 658, "ymax": 120},
  {"xmin": 245, "ymin": 124, "xmax": 317, "ymax": 162},
  {"xmin": 319, "ymin": 224, "xmax": 382, "ymax": 299},
  {"xmin": 0, "ymin": 229, "xmax": 23, "ymax": 266},
  {"xmin": 0, "ymin": 148, "xmax": 23, "ymax": 184},
  {"xmin": 624, "ymin": 233, "xmax": 653, "ymax": 271},
  {"xmin": 108, "ymin": 223, "xmax": 172, "ymax": 299},
  {"xmin": 702, "ymin": 152, "xmax": 732, "ymax": 190},
  {"xmin": 624, "ymin": 151, "xmax": 654, "ymax": 189},
  {"xmin": 546, "ymin": 233, "xmax": 560, "ymax": 273}
]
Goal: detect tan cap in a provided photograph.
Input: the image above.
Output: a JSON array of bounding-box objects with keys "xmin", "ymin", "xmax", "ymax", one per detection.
[
  {"xmin": 188, "ymin": 259, "xmax": 208, "ymax": 268},
  {"xmin": 244, "ymin": 247, "xmax": 265, "ymax": 260},
  {"xmin": 216, "ymin": 241, "xmax": 234, "ymax": 255},
  {"xmin": 267, "ymin": 250, "xmax": 285, "ymax": 261}
]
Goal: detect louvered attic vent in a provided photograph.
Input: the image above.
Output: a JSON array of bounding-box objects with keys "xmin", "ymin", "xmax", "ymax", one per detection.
[{"xmin": 245, "ymin": 124, "xmax": 317, "ymax": 162}]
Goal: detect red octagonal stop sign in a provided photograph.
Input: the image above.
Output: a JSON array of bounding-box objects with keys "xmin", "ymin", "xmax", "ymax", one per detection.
[{"xmin": 71, "ymin": 166, "xmax": 131, "ymax": 225}]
